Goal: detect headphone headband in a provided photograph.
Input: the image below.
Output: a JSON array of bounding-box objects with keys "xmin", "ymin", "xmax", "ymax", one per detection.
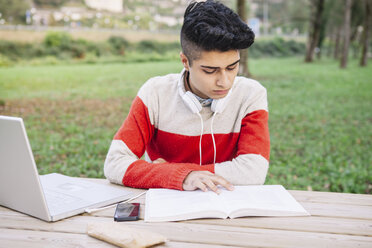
[{"xmin": 178, "ymin": 69, "xmax": 231, "ymax": 114}]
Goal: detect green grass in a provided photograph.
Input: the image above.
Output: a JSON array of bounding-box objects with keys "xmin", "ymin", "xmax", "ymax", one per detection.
[{"xmin": 0, "ymin": 58, "xmax": 371, "ymax": 194}]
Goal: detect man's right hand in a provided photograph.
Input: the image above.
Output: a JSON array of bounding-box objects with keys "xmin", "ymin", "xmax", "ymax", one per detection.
[{"xmin": 183, "ymin": 171, "xmax": 234, "ymax": 194}]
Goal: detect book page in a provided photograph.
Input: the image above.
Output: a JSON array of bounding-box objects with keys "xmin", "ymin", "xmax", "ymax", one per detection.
[
  {"xmin": 220, "ymin": 185, "xmax": 309, "ymax": 218},
  {"xmin": 145, "ymin": 189, "xmax": 229, "ymax": 222}
]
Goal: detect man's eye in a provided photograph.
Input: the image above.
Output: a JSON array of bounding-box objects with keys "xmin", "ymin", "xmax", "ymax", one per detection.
[
  {"xmin": 203, "ymin": 69, "xmax": 216, "ymax": 74},
  {"xmin": 227, "ymin": 66, "xmax": 237, "ymax": 71}
]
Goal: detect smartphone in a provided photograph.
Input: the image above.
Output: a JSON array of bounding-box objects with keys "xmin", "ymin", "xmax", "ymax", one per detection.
[{"xmin": 114, "ymin": 202, "xmax": 140, "ymax": 221}]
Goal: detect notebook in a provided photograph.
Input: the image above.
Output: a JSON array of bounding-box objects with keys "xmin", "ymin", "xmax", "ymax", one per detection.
[{"xmin": 0, "ymin": 115, "xmax": 133, "ymax": 222}]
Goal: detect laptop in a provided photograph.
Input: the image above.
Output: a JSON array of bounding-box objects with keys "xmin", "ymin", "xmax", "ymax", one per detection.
[{"xmin": 0, "ymin": 115, "xmax": 133, "ymax": 222}]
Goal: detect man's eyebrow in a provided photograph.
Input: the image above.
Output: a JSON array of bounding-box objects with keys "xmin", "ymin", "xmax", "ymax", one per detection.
[{"xmin": 200, "ymin": 59, "xmax": 241, "ymax": 69}]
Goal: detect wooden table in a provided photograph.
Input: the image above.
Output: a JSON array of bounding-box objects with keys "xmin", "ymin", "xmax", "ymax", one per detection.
[{"xmin": 1, "ymin": 179, "xmax": 371, "ymax": 248}]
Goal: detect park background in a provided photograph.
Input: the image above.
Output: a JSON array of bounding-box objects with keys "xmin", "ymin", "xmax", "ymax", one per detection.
[{"xmin": 0, "ymin": 0, "xmax": 371, "ymax": 194}]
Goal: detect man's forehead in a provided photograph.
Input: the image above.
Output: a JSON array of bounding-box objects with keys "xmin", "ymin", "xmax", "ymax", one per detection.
[{"xmin": 195, "ymin": 50, "xmax": 240, "ymax": 67}]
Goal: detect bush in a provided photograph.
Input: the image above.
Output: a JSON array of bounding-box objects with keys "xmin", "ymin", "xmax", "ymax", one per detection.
[
  {"xmin": 136, "ymin": 40, "xmax": 180, "ymax": 54},
  {"xmin": 0, "ymin": 54, "xmax": 13, "ymax": 67},
  {"xmin": 0, "ymin": 34, "xmax": 305, "ymax": 65},
  {"xmin": 0, "ymin": 40, "xmax": 37, "ymax": 60},
  {"xmin": 43, "ymin": 32, "xmax": 87, "ymax": 59},
  {"xmin": 108, "ymin": 36, "xmax": 129, "ymax": 55},
  {"xmin": 250, "ymin": 38, "xmax": 305, "ymax": 58},
  {"xmin": 44, "ymin": 32, "xmax": 72, "ymax": 49},
  {"xmin": 87, "ymin": 42, "xmax": 113, "ymax": 57},
  {"xmin": 28, "ymin": 56, "xmax": 60, "ymax": 66}
]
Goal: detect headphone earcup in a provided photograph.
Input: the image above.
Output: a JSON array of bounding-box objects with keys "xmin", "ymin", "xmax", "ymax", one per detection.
[{"xmin": 183, "ymin": 91, "xmax": 202, "ymax": 113}]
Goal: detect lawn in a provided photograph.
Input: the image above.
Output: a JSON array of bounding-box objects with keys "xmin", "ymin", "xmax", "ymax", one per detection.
[{"xmin": 0, "ymin": 57, "xmax": 371, "ymax": 194}]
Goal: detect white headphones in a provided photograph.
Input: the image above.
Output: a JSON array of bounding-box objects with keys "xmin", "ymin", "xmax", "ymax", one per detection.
[{"xmin": 178, "ymin": 69, "xmax": 231, "ymax": 114}]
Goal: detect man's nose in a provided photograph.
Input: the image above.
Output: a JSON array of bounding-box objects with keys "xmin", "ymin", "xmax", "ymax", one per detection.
[{"xmin": 216, "ymin": 70, "xmax": 229, "ymax": 88}]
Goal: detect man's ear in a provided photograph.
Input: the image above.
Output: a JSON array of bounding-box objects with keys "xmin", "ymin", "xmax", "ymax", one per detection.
[{"xmin": 180, "ymin": 52, "xmax": 190, "ymax": 71}]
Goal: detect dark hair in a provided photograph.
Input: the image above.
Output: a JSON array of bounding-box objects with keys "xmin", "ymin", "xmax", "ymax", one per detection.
[{"xmin": 181, "ymin": 0, "xmax": 255, "ymax": 64}]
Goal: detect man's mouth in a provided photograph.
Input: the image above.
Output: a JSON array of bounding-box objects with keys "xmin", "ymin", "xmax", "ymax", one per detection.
[{"xmin": 213, "ymin": 89, "xmax": 229, "ymax": 95}]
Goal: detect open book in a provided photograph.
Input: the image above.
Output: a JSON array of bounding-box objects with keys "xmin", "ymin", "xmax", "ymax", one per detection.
[{"xmin": 145, "ymin": 185, "xmax": 310, "ymax": 222}]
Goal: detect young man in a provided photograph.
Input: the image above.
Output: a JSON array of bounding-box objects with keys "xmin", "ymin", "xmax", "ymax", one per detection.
[{"xmin": 104, "ymin": 0, "xmax": 270, "ymax": 194}]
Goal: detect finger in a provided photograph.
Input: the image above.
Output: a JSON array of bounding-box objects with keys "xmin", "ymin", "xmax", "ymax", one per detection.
[
  {"xmin": 210, "ymin": 175, "xmax": 234, "ymax": 191},
  {"xmin": 202, "ymin": 178, "xmax": 221, "ymax": 194},
  {"xmin": 194, "ymin": 181, "xmax": 208, "ymax": 192}
]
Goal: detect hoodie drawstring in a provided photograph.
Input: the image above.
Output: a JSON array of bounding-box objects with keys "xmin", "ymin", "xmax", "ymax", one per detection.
[
  {"xmin": 197, "ymin": 112, "xmax": 217, "ymax": 166},
  {"xmin": 210, "ymin": 112, "xmax": 217, "ymax": 164},
  {"xmin": 196, "ymin": 112, "xmax": 203, "ymax": 165}
]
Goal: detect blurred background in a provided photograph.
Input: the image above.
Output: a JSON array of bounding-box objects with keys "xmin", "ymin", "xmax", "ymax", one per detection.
[{"xmin": 0, "ymin": 0, "xmax": 371, "ymax": 194}]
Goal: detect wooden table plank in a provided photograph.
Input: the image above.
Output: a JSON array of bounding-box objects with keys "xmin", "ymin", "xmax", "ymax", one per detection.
[
  {"xmin": 0, "ymin": 228, "xmax": 235, "ymax": 248},
  {"xmin": 1, "ymin": 213, "xmax": 371, "ymax": 248},
  {"xmin": 103, "ymin": 220, "xmax": 372, "ymax": 248},
  {"xmin": 2, "ymin": 201, "xmax": 372, "ymax": 237},
  {"xmin": 0, "ymin": 228, "xmax": 116, "ymax": 248},
  {"xmin": 3, "ymin": 211, "xmax": 371, "ymax": 237},
  {"xmin": 184, "ymin": 216, "xmax": 372, "ymax": 236},
  {"xmin": 289, "ymin": 190, "xmax": 372, "ymax": 206},
  {"xmin": 301, "ymin": 202, "xmax": 372, "ymax": 220}
]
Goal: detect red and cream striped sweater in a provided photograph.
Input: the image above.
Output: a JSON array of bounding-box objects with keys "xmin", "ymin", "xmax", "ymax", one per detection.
[{"xmin": 104, "ymin": 70, "xmax": 270, "ymax": 190}]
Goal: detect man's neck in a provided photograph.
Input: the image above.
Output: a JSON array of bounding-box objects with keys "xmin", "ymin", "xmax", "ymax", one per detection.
[
  {"xmin": 183, "ymin": 71, "xmax": 213, "ymax": 107},
  {"xmin": 184, "ymin": 71, "xmax": 208, "ymax": 100}
]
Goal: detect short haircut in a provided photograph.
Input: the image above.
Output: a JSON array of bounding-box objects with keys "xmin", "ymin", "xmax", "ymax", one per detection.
[{"xmin": 181, "ymin": 0, "xmax": 255, "ymax": 65}]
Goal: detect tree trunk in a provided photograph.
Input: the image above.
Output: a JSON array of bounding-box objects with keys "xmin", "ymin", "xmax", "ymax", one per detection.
[
  {"xmin": 340, "ymin": 0, "xmax": 352, "ymax": 69},
  {"xmin": 360, "ymin": 0, "xmax": 371, "ymax": 67},
  {"xmin": 305, "ymin": 0, "xmax": 325, "ymax": 63},
  {"xmin": 237, "ymin": 0, "xmax": 251, "ymax": 77},
  {"xmin": 333, "ymin": 25, "xmax": 342, "ymax": 59},
  {"xmin": 327, "ymin": 28, "xmax": 336, "ymax": 58},
  {"xmin": 316, "ymin": 19, "xmax": 327, "ymax": 60}
]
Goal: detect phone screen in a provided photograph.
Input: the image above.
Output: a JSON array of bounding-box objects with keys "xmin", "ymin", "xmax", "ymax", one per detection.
[{"xmin": 114, "ymin": 202, "xmax": 140, "ymax": 221}]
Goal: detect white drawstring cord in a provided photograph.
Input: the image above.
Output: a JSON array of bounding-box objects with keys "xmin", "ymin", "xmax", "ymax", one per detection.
[
  {"xmin": 196, "ymin": 112, "xmax": 203, "ymax": 165},
  {"xmin": 210, "ymin": 112, "xmax": 217, "ymax": 164}
]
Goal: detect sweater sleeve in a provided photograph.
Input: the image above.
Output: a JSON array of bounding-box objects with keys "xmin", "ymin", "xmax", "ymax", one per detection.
[
  {"xmin": 104, "ymin": 96, "xmax": 214, "ymax": 190},
  {"xmin": 214, "ymin": 88, "xmax": 270, "ymax": 185}
]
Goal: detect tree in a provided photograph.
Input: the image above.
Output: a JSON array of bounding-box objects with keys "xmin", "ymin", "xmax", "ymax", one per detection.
[
  {"xmin": 253, "ymin": 0, "xmax": 310, "ymax": 35},
  {"xmin": 237, "ymin": 0, "xmax": 251, "ymax": 77},
  {"xmin": 349, "ymin": 1, "xmax": 365, "ymax": 59},
  {"xmin": 305, "ymin": 0, "xmax": 325, "ymax": 63},
  {"xmin": 0, "ymin": 0, "xmax": 30, "ymax": 24},
  {"xmin": 360, "ymin": 0, "xmax": 371, "ymax": 67},
  {"xmin": 340, "ymin": 0, "xmax": 353, "ymax": 68},
  {"xmin": 316, "ymin": 0, "xmax": 332, "ymax": 60},
  {"xmin": 332, "ymin": 23, "xmax": 343, "ymax": 60},
  {"xmin": 33, "ymin": 0, "xmax": 69, "ymax": 8}
]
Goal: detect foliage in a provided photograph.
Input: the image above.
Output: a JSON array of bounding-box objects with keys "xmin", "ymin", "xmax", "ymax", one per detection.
[
  {"xmin": 250, "ymin": 37, "xmax": 305, "ymax": 58},
  {"xmin": 0, "ymin": 40, "xmax": 37, "ymax": 60},
  {"xmin": 0, "ymin": 54, "xmax": 13, "ymax": 67},
  {"xmin": 134, "ymin": 40, "xmax": 181, "ymax": 54},
  {"xmin": 0, "ymin": 34, "xmax": 306, "ymax": 66},
  {"xmin": 253, "ymin": 0, "xmax": 310, "ymax": 34},
  {"xmin": 108, "ymin": 36, "xmax": 129, "ymax": 55},
  {"xmin": 0, "ymin": 0, "xmax": 30, "ymax": 24},
  {"xmin": 33, "ymin": 0, "xmax": 83, "ymax": 8},
  {"xmin": 43, "ymin": 32, "xmax": 87, "ymax": 59},
  {"xmin": 0, "ymin": 58, "xmax": 371, "ymax": 194},
  {"xmin": 44, "ymin": 32, "xmax": 73, "ymax": 48}
]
